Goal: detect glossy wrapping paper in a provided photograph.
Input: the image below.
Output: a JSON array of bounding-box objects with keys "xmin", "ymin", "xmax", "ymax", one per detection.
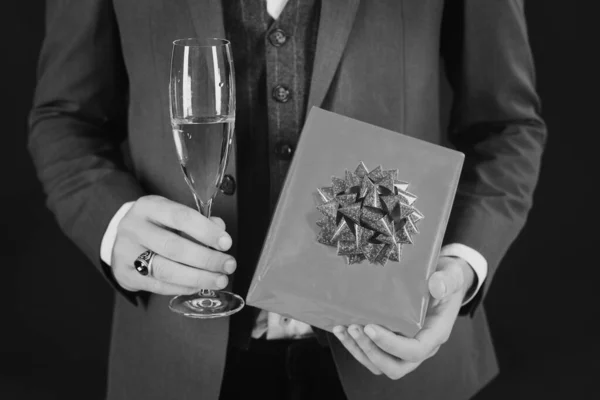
[{"xmin": 246, "ymin": 108, "xmax": 464, "ymax": 338}]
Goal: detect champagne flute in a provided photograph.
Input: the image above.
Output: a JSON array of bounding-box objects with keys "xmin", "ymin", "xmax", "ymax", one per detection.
[{"xmin": 168, "ymin": 38, "xmax": 244, "ymax": 318}]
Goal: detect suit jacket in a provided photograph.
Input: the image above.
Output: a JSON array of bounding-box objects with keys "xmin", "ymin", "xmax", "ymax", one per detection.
[{"xmin": 28, "ymin": 0, "xmax": 546, "ymax": 399}]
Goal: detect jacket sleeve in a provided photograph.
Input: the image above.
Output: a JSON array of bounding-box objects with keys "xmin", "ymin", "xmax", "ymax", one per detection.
[
  {"xmin": 440, "ymin": 0, "xmax": 547, "ymax": 315},
  {"xmin": 28, "ymin": 0, "xmax": 145, "ymax": 304}
]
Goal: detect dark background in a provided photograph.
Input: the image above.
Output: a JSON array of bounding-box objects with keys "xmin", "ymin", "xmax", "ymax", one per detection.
[{"xmin": 1, "ymin": 2, "xmax": 596, "ymax": 399}]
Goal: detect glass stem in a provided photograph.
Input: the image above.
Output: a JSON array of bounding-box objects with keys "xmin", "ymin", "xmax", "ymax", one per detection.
[
  {"xmin": 193, "ymin": 193, "xmax": 213, "ymax": 218},
  {"xmin": 192, "ymin": 193, "xmax": 215, "ymax": 297}
]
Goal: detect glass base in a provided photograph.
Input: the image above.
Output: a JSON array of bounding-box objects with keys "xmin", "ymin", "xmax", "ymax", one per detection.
[{"xmin": 169, "ymin": 289, "xmax": 245, "ymax": 318}]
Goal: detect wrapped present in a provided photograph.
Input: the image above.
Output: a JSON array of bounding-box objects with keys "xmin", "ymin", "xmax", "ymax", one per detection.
[{"xmin": 246, "ymin": 107, "xmax": 464, "ymax": 337}]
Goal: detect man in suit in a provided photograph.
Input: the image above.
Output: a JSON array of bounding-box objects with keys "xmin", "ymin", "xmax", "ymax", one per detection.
[{"xmin": 28, "ymin": 0, "xmax": 546, "ymax": 399}]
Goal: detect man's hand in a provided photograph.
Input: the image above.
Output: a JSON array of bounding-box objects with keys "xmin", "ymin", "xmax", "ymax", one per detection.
[
  {"xmin": 110, "ymin": 195, "xmax": 237, "ymax": 295},
  {"xmin": 332, "ymin": 256, "xmax": 475, "ymax": 380}
]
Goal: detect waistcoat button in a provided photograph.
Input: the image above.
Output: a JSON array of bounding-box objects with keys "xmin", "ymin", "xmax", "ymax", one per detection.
[
  {"xmin": 269, "ymin": 29, "xmax": 288, "ymax": 47},
  {"xmin": 272, "ymin": 85, "xmax": 291, "ymax": 103},
  {"xmin": 274, "ymin": 141, "xmax": 294, "ymax": 160}
]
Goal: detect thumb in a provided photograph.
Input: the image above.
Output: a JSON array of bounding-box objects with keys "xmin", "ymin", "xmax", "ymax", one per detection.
[{"xmin": 428, "ymin": 257, "xmax": 466, "ymax": 300}]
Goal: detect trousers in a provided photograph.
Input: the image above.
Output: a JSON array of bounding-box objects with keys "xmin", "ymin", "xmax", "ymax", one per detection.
[{"xmin": 219, "ymin": 336, "xmax": 348, "ymax": 400}]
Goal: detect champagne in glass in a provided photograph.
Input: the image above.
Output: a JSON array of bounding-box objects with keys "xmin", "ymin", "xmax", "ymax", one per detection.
[
  {"xmin": 168, "ymin": 38, "xmax": 244, "ymax": 318},
  {"xmin": 172, "ymin": 116, "xmax": 234, "ymax": 214}
]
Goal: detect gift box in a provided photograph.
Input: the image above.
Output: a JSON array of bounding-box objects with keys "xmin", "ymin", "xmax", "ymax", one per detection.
[{"xmin": 246, "ymin": 107, "xmax": 464, "ymax": 337}]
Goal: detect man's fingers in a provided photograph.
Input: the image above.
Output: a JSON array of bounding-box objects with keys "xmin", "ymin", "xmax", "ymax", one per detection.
[
  {"xmin": 330, "ymin": 324, "xmax": 429, "ymax": 381},
  {"xmin": 135, "ymin": 195, "xmax": 232, "ymax": 251},
  {"xmin": 349, "ymin": 325, "xmax": 418, "ymax": 380},
  {"xmin": 333, "ymin": 326, "xmax": 382, "ymax": 375},
  {"xmin": 138, "ymin": 222, "xmax": 236, "ymax": 274},
  {"xmin": 134, "ymin": 276, "xmax": 203, "ymax": 296},
  {"xmin": 210, "ymin": 216, "xmax": 226, "ymax": 230},
  {"xmin": 363, "ymin": 325, "xmax": 424, "ymax": 361},
  {"xmin": 364, "ymin": 324, "xmax": 439, "ymax": 363},
  {"xmin": 428, "ymin": 259, "xmax": 464, "ymax": 300},
  {"xmin": 112, "ymin": 257, "xmax": 204, "ymax": 296},
  {"xmin": 112, "ymin": 236, "xmax": 230, "ymax": 294},
  {"xmin": 149, "ymin": 253, "xmax": 228, "ymax": 290}
]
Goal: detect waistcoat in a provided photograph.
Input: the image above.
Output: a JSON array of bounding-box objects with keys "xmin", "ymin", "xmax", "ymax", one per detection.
[{"xmin": 222, "ymin": 0, "xmax": 321, "ymax": 348}]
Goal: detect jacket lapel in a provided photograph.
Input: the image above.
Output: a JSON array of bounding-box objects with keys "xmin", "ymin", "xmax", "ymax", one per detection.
[
  {"xmin": 307, "ymin": 0, "xmax": 361, "ymax": 109},
  {"xmin": 184, "ymin": 0, "xmax": 226, "ymax": 39}
]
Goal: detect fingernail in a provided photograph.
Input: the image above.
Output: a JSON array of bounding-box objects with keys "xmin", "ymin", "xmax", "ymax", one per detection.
[
  {"xmin": 218, "ymin": 235, "xmax": 232, "ymax": 250},
  {"xmin": 349, "ymin": 326, "xmax": 360, "ymax": 339},
  {"xmin": 439, "ymin": 280, "xmax": 447, "ymax": 297},
  {"xmin": 224, "ymin": 259, "xmax": 236, "ymax": 274},
  {"xmin": 216, "ymin": 275, "xmax": 228, "ymax": 289},
  {"xmin": 333, "ymin": 326, "xmax": 344, "ymax": 336},
  {"xmin": 364, "ymin": 325, "xmax": 376, "ymax": 339}
]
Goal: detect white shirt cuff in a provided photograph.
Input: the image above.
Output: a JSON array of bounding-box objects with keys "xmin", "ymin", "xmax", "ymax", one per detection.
[
  {"xmin": 100, "ymin": 201, "xmax": 135, "ymax": 266},
  {"xmin": 439, "ymin": 243, "xmax": 488, "ymax": 305}
]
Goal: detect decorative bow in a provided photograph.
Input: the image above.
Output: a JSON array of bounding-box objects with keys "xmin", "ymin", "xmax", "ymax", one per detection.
[{"xmin": 316, "ymin": 162, "xmax": 423, "ymax": 266}]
